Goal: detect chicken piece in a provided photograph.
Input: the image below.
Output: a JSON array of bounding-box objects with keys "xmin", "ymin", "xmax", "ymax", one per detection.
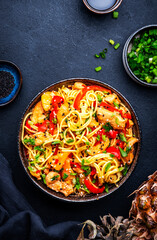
[
  {"xmin": 97, "ymin": 107, "xmax": 127, "ymax": 130},
  {"xmin": 73, "ymin": 82, "xmax": 86, "ymax": 90},
  {"xmin": 88, "ymin": 117, "xmax": 99, "ymax": 128},
  {"xmin": 30, "ymin": 170, "xmax": 41, "ymax": 180},
  {"xmin": 127, "ymin": 120, "xmax": 134, "ymax": 128},
  {"xmin": 87, "ymin": 138, "xmax": 110, "ymax": 155},
  {"xmin": 34, "ymin": 132, "xmax": 46, "ymax": 146},
  {"xmin": 57, "ymin": 102, "xmax": 69, "ymax": 124},
  {"xmin": 127, "ymin": 137, "xmax": 138, "ymax": 148},
  {"xmin": 124, "ymin": 149, "xmax": 134, "ymax": 165},
  {"xmin": 123, "ymin": 138, "xmax": 138, "ymax": 165},
  {"xmin": 46, "ymin": 171, "xmax": 74, "ymax": 196},
  {"xmin": 61, "ymin": 158, "xmax": 75, "ymax": 185},
  {"xmin": 41, "ymin": 91, "xmax": 52, "ymax": 112},
  {"xmin": 104, "ymin": 93, "xmax": 120, "ymax": 105},
  {"xmin": 31, "ymin": 101, "xmax": 46, "ymax": 124}
]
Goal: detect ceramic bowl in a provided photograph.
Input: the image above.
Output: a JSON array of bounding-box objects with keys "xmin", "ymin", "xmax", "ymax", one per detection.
[
  {"xmin": 122, "ymin": 24, "xmax": 157, "ymax": 87},
  {"xmin": 0, "ymin": 60, "xmax": 22, "ymax": 106},
  {"xmin": 18, "ymin": 78, "xmax": 141, "ymax": 202},
  {"xmin": 83, "ymin": 0, "xmax": 123, "ymax": 14}
]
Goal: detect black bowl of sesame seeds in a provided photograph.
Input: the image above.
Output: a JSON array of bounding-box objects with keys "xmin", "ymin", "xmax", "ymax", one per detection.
[
  {"xmin": 18, "ymin": 78, "xmax": 141, "ymax": 202},
  {"xmin": 0, "ymin": 60, "xmax": 22, "ymax": 106}
]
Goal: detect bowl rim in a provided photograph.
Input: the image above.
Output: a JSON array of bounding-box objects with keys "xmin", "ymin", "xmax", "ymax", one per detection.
[
  {"xmin": 18, "ymin": 78, "xmax": 141, "ymax": 202},
  {"xmin": 82, "ymin": 0, "xmax": 123, "ymax": 14},
  {"xmin": 122, "ymin": 24, "xmax": 157, "ymax": 87},
  {"xmin": 0, "ymin": 60, "xmax": 22, "ymax": 106}
]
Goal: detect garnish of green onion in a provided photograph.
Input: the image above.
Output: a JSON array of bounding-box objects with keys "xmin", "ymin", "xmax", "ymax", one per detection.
[
  {"xmin": 95, "ymin": 54, "xmax": 100, "ymax": 58},
  {"xmin": 109, "ymin": 39, "xmax": 115, "ymax": 45},
  {"xmin": 96, "ymin": 134, "xmax": 100, "ymax": 141},
  {"xmin": 75, "ymin": 177, "xmax": 80, "ymax": 190},
  {"xmin": 105, "ymin": 183, "xmax": 109, "ymax": 193},
  {"xmin": 95, "ymin": 66, "xmax": 102, "ymax": 72},
  {"xmin": 113, "ymin": 101, "xmax": 120, "ymax": 108},
  {"xmin": 102, "ymin": 122, "xmax": 112, "ymax": 132},
  {"xmin": 123, "ymin": 164, "xmax": 128, "ymax": 176},
  {"xmin": 52, "ymin": 140, "xmax": 61, "ymax": 145},
  {"xmin": 102, "ymin": 135, "xmax": 106, "ymax": 142},
  {"xmin": 119, "ymin": 147, "xmax": 128, "ymax": 158},
  {"xmin": 70, "ymin": 172, "xmax": 77, "ymax": 176},
  {"xmin": 63, "ymin": 173, "xmax": 69, "ymax": 180},
  {"xmin": 100, "ymin": 52, "xmax": 106, "ymax": 59},
  {"xmin": 105, "ymin": 162, "xmax": 111, "ymax": 172},
  {"xmin": 23, "ymin": 138, "xmax": 35, "ymax": 146},
  {"xmin": 88, "ymin": 127, "xmax": 92, "ymax": 132},
  {"xmin": 119, "ymin": 133, "xmax": 127, "ymax": 143},
  {"xmin": 84, "ymin": 184, "xmax": 90, "ymax": 193},
  {"xmin": 85, "ymin": 141, "xmax": 90, "ymax": 146},
  {"xmin": 126, "ymin": 145, "xmax": 132, "ymax": 154},
  {"xmin": 115, "ymin": 117, "xmax": 119, "ymax": 125},
  {"xmin": 114, "ymin": 43, "xmax": 120, "ymax": 50},
  {"xmin": 52, "ymin": 118, "xmax": 57, "ymax": 124},
  {"xmin": 28, "ymin": 120, "xmax": 33, "ymax": 125},
  {"xmin": 118, "ymin": 167, "xmax": 124, "ymax": 172},
  {"xmin": 28, "ymin": 166, "xmax": 36, "ymax": 172},
  {"xmin": 97, "ymin": 94, "xmax": 102, "ymax": 103},
  {"xmin": 41, "ymin": 174, "xmax": 46, "ymax": 184},
  {"xmin": 66, "ymin": 139, "xmax": 74, "ymax": 143},
  {"xmin": 34, "ymin": 146, "xmax": 45, "ymax": 152},
  {"xmin": 51, "ymin": 175, "xmax": 60, "ymax": 181},
  {"xmin": 113, "ymin": 11, "xmax": 119, "ymax": 19}
]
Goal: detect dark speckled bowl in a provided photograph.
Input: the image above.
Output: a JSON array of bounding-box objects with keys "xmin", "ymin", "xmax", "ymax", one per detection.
[
  {"xmin": 122, "ymin": 24, "xmax": 157, "ymax": 87},
  {"xmin": 18, "ymin": 78, "xmax": 141, "ymax": 202},
  {"xmin": 0, "ymin": 60, "xmax": 22, "ymax": 106}
]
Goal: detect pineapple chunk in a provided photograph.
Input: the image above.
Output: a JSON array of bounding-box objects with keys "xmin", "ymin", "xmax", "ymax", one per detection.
[{"xmin": 41, "ymin": 91, "xmax": 52, "ymax": 111}]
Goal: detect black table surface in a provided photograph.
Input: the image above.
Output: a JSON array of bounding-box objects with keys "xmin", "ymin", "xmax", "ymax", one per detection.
[{"xmin": 0, "ymin": 0, "xmax": 157, "ymax": 228}]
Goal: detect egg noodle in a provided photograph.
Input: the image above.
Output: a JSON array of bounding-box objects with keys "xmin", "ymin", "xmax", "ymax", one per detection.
[{"xmin": 22, "ymin": 82, "xmax": 138, "ymax": 197}]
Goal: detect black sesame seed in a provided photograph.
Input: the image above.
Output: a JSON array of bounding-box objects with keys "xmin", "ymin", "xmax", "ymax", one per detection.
[{"xmin": 0, "ymin": 71, "xmax": 15, "ymax": 98}]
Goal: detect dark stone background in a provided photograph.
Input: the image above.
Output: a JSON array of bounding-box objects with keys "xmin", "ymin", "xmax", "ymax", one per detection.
[{"xmin": 0, "ymin": 0, "xmax": 156, "ymax": 228}]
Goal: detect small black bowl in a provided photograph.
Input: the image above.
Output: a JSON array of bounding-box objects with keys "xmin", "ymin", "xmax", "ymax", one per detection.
[
  {"xmin": 0, "ymin": 60, "xmax": 22, "ymax": 106},
  {"xmin": 122, "ymin": 24, "xmax": 157, "ymax": 87},
  {"xmin": 83, "ymin": 0, "xmax": 123, "ymax": 14},
  {"xmin": 18, "ymin": 78, "xmax": 141, "ymax": 202}
]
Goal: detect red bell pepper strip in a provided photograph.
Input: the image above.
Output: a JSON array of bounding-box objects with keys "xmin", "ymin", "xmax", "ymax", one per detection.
[
  {"xmin": 54, "ymin": 159, "xmax": 59, "ymax": 164},
  {"xmin": 68, "ymin": 153, "xmax": 73, "ymax": 158},
  {"xmin": 122, "ymin": 112, "xmax": 132, "ymax": 120},
  {"xmin": 26, "ymin": 119, "xmax": 32, "ymax": 130},
  {"xmin": 91, "ymin": 167, "xmax": 96, "ymax": 176},
  {"xmin": 50, "ymin": 108, "xmax": 57, "ymax": 122},
  {"xmin": 116, "ymin": 139, "xmax": 124, "ymax": 149},
  {"xmin": 74, "ymin": 85, "xmax": 112, "ymax": 110},
  {"xmin": 106, "ymin": 146, "xmax": 121, "ymax": 160},
  {"xmin": 105, "ymin": 130, "xmax": 118, "ymax": 139},
  {"xmin": 36, "ymin": 120, "xmax": 55, "ymax": 135},
  {"xmin": 49, "ymin": 122, "xmax": 55, "ymax": 135},
  {"xmin": 100, "ymin": 102, "xmax": 132, "ymax": 120},
  {"xmin": 100, "ymin": 102, "xmax": 117, "ymax": 112},
  {"xmin": 70, "ymin": 161, "xmax": 81, "ymax": 169},
  {"xmin": 84, "ymin": 177, "xmax": 105, "ymax": 194},
  {"xmin": 73, "ymin": 91, "xmax": 83, "ymax": 110},
  {"xmin": 52, "ymin": 96, "xmax": 64, "ymax": 107},
  {"xmin": 54, "ymin": 145, "xmax": 59, "ymax": 155},
  {"xmin": 36, "ymin": 120, "xmax": 50, "ymax": 132},
  {"xmin": 36, "ymin": 170, "xmax": 41, "ymax": 174},
  {"xmin": 94, "ymin": 128, "xmax": 118, "ymax": 142}
]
